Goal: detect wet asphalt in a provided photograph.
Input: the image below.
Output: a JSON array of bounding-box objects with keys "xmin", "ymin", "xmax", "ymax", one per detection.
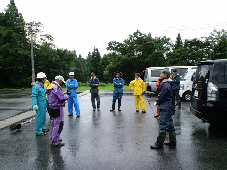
[{"xmin": 1, "ymin": 90, "xmax": 227, "ymax": 170}]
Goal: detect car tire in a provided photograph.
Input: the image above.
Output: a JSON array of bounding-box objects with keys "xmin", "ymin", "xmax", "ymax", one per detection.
[{"xmin": 183, "ymin": 92, "xmax": 192, "ymax": 102}]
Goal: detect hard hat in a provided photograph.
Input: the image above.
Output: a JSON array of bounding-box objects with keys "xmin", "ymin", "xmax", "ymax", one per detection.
[
  {"xmin": 69, "ymin": 72, "xmax": 74, "ymax": 76},
  {"xmin": 37, "ymin": 72, "xmax": 46, "ymax": 79},
  {"xmin": 55, "ymin": 75, "xmax": 66, "ymax": 83}
]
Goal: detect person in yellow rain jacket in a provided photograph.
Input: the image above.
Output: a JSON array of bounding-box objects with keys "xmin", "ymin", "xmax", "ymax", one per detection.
[
  {"xmin": 130, "ymin": 73, "xmax": 146, "ymax": 113},
  {"xmin": 44, "ymin": 79, "xmax": 50, "ymax": 89}
]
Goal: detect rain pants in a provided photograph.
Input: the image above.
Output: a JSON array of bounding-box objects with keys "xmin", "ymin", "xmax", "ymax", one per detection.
[
  {"xmin": 112, "ymin": 77, "xmax": 124, "ymax": 109},
  {"xmin": 130, "ymin": 78, "xmax": 146, "ymax": 111},
  {"xmin": 32, "ymin": 81, "xmax": 47, "ymax": 135},
  {"xmin": 66, "ymin": 78, "xmax": 80, "ymax": 116},
  {"xmin": 46, "ymin": 81, "xmax": 68, "ymax": 146}
]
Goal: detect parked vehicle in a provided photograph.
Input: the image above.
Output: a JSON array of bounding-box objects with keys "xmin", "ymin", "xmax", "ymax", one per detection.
[
  {"xmin": 190, "ymin": 59, "xmax": 227, "ymax": 125},
  {"xmin": 144, "ymin": 66, "xmax": 197, "ymax": 93},
  {"xmin": 180, "ymin": 69, "xmax": 197, "ymax": 101}
]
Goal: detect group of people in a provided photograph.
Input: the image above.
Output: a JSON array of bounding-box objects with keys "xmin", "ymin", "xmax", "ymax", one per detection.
[
  {"xmin": 31, "ymin": 69, "xmax": 179, "ymax": 149},
  {"xmin": 32, "ymin": 72, "xmax": 81, "ymax": 147}
]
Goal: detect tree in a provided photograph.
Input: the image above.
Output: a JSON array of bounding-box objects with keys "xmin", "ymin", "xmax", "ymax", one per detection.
[{"xmin": 174, "ymin": 33, "xmax": 183, "ymax": 49}]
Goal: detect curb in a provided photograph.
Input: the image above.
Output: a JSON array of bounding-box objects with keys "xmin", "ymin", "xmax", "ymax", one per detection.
[{"xmin": 0, "ymin": 90, "xmax": 90, "ymax": 130}]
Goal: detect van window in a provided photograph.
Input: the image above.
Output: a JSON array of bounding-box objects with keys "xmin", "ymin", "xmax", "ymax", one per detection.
[
  {"xmin": 171, "ymin": 68, "xmax": 187, "ymax": 76},
  {"xmin": 212, "ymin": 62, "xmax": 227, "ymax": 83},
  {"xmin": 182, "ymin": 70, "xmax": 194, "ymax": 81},
  {"xmin": 195, "ymin": 65, "xmax": 212, "ymax": 82},
  {"xmin": 151, "ymin": 70, "xmax": 162, "ymax": 77}
]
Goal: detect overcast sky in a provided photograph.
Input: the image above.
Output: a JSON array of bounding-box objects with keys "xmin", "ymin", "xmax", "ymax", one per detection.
[{"xmin": 1, "ymin": 0, "xmax": 227, "ymax": 57}]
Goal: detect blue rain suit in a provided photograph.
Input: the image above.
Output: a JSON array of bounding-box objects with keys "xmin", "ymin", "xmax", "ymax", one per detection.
[
  {"xmin": 66, "ymin": 78, "xmax": 80, "ymax": 116},
  {"xmin": 112, "ymin": 78, "xmax": 124, "ymax": 110},
  {"xmin": 31, "ymin": 81, "xmax": 47, "ymax": 135}
]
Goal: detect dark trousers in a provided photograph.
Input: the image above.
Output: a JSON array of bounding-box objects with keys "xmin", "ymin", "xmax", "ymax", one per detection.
[
  {"xmin": 91, "ymin": 93, "xmax": 100, "ymax": 109},
  {"xmin": 173, "ymin": 89, "xmax": 181, "ymax": 107}
]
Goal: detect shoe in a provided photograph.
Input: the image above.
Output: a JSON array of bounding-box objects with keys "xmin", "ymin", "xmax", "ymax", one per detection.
[
  {"xmin": 110, "ymin": 109, "xmax": 115, "ymax": 112},
  {"xmin": 97, "ymin": 108, "xmax": 100, "ymax": 111},
  {"xmin": 93, "ymin": 109, "xmax": 96, "ymax": 111},
  {"xmin": 178, "ymin": 106, "xmax": 181, "ymax": 108},
  {"xmin": 42, "ymin": 129, "xmax": 49, "ymax": 132},
  {"xmin": 154, "ymin": 115, "xmax": 159, "ymax": 118},
  {"xmin": 118, "ymin": 107, "xmax": 121, "ymax": 111},
  {"xmin": 150, "ymin": 144, "xmax": 163, "ymax": 149},
  {"xmin": 36, "ymin": 132, "xmax": 45, "ymax": 136},
  {"xmin": 164, "ymin": 142, "xmax": 176, "ymax": 146},
  {"xmin": 68, "ymin": 114, "xmax": 73, "ymax": 116},
  {"xmin": 77, "ymin": 115, "xmax": 80, "ymax": 117},
  {"xmin": 52, "ymin": 143, "xmax": 65, "ymax": 147},
  {"xmin": 142, "ymin": 110, "xmax": 146, "ymax": 113},
  {"xmin": 59, "ymin": 139, "xmax": 62, "ymax": 142},
  {"xmin": 136, "ymin": 110, "xmax": 139, "ymax": 112}
]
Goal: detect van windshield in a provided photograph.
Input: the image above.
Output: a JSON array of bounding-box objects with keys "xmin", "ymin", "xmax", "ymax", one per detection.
[
  {"xmin": 182, "ymin": 70, "xmax": 194, "ymax": 81},
  {"xmin": 144, "ymin": 69, "xmax": 148, "ymax": 78}
]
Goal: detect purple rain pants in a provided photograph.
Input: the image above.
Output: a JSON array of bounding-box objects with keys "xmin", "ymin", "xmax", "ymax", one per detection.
[{"xmin": 50, "ymin": 107, "xmax": 64, "ymax": 146}]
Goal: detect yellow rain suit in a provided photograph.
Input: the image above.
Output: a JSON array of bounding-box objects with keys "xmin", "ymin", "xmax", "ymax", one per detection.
[{"xmin": 130, "ymin": 78, "xmax": 146, "ymax": 111}]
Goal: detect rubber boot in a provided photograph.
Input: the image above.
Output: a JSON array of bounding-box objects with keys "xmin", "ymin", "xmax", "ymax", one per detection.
[
  {"xmin": 164, "ymin": 131, "xmax": 176, "ymax": 146},
  {"xmin": 118, "ymin": 99, "xmax": 121, "ymax": 111},
  {"xmin": 110, "ymin": 99, "xmax": 116, "ymax": 112},
  {"xmin": 150, "ymin": 135, "xmax": 166, "ymax": 149}
]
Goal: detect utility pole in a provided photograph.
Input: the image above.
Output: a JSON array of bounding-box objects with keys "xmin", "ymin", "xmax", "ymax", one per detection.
[{"xmin": 28, "ymin": 22, "xmax": 35, "ymax": 84}]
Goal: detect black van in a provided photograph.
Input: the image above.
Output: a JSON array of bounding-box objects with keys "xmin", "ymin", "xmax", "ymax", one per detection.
[{"xmin": 190, "ymin": 59, "xmax": 227, "ymax": 125}]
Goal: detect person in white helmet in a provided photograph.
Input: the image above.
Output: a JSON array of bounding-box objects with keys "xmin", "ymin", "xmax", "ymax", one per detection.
[
  {"xmin": 66, "ymin": 72, "xmax": 80, "ymax": 117},
  {"xmin": 31, "ymin": 72, "xmax": 48, "ymax": 136}
]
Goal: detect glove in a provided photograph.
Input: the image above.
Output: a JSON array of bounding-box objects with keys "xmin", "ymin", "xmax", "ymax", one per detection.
[
  {"xmin": 33, "ymin": 105, "xmax": 38, "ymax": 110},
  {"xmin": 154, "ymin": 102, "xmax": 157, "ymax": 106},
  {"xmin": 142, "ymin": 91, "xmax": 146, "ymax": 95}
]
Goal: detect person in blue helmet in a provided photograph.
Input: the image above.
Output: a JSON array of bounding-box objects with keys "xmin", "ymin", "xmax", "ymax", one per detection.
[
  {"xmin": 66, "ymin": 72, "xmax": 80, "ymax": 117},
  {"xmin": 110, "ymin": 71, "xmax": 124, "ymax": 112},
  {"xmin": 89, "ymin": 72, "xmax": 100, "ymax": 111},
  {"xmin": 32, "ymin": 72, "xmax": 48, "ymax": 136}
]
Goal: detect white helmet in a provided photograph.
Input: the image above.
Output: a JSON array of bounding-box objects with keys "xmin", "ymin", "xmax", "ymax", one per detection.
[
  {"xmin": 55, "ymin": 75, "xmax": 66, "ymax": 83},
  {"xmin": 69, "ymin": 72, "xmax": 74, "ymax": 76},
  {"xmin": 37, "ymin": 72, "xmax": 46, "ymax": 79}
]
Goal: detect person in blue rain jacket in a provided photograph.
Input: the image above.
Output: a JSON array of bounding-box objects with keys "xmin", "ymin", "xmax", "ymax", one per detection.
[
  {"xmin": 32, "ymin": 72, "xmax": 48, "ymax": 136},
  {"xmin": 66, "ymin": 72, "xmax": 80, "ymax": 117},
  {"xmin": 110, "ymin": 71, "xmax": 124, "ymax": 111}
]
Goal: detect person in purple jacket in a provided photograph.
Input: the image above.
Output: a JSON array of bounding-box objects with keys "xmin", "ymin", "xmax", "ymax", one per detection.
[
  {"xmin": 46, "ymin": 75, "xmax": 69, "ymax": 147},
  {"xmin": 150, "ymin": 70, "xmax": 176, "ymax": 149}
]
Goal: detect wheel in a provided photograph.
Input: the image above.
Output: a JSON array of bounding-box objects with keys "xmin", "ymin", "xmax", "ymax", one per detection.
[{"xmin": 183, "ymin": 92, "xmax": 192, "ymax": 102}]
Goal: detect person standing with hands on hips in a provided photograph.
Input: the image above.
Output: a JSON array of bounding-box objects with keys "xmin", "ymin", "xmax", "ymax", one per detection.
[
  {"xmin": 32, "ymin": 72, "xmax": 48, "ymax": 136},
  {"xmin": 172, "ymin": 69, "xmax": 181, "ymax": 108},
  {"xmin": 130, "ymin": 73, "xmax": 146, "ymax": 113},
  {"xmin": 89, "ymin": 72, "xmax": 100, "ymax": 111},
  {"xmin": 110, "ymin": 71, "xmax": 124, "ymax": 112},
  {"xmin": 66, "ymin": 72, "xmax": 80, "ymax": 117},
  {"xmin": 150, "ymin": 70, "xmax": 176, "ymax": 149}
]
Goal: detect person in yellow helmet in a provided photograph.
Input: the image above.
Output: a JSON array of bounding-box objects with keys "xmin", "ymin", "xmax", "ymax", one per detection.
[{"xmin": 130, "ymin": 73, "xmax": 146, "ymax": 113}]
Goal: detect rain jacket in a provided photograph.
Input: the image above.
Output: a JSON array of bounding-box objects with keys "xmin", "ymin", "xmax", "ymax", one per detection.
[
  {"xmin": 44, "ymin": 80, "xmax": 50, "ymax": 89},
  {"xmin": 172, "ymin": 74, "xmax": 181, "ymax": 90},
  {"xmin": 113, "ymin": 78, "xmax": 124, "ymax": 94},
  {"xmin": 66, "ymin": 78, "xmax": 78, "ymax": 96},
  {"xmin": 130, "ymin": 78, "xmax": 145, "ymax": 95},
  {"xmin": 156, "ymin": 78, "xmax": 173, "ymax": 110},
  {"xmin": 46, "ymin": 81, "xmax": 69, "ymax": 109},
  {"xmin": 32, "ymin": 81, "xmax": 47, "ymax": 109},
  {"xmin": 89, "ymin": 77, "xmax": 100, "ymax": 93}
]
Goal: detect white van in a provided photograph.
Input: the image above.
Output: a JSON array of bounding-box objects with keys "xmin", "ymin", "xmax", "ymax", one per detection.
[
  {"xmin": 144, "ymin": 66, "xmax": 197, "ymax": 93},
  {"xmin": 144, "ymin": 67, "xmax": 164, "ymax": 93},
  {"xmin": 180, "ymin": 69, "xmax": 197, "ymax": 101}
]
